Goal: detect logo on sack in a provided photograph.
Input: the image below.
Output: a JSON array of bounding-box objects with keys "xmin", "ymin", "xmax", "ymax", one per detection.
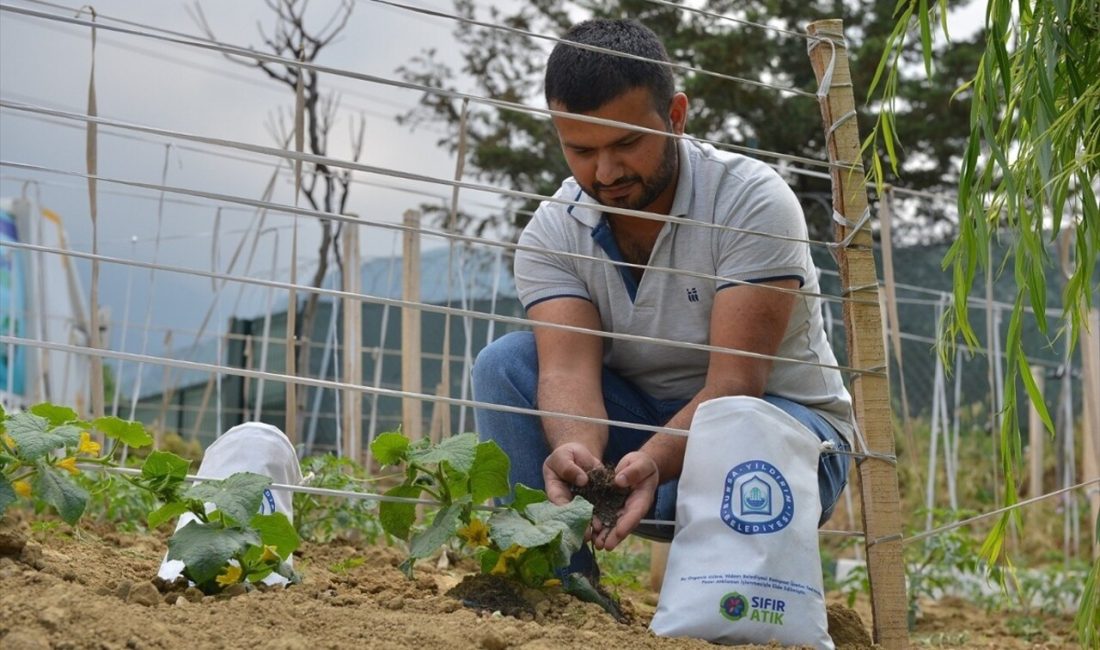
[
  {"xmin": 721, "ymin": 460, "xmax": 794, "ymax": 535},
  {"xmin": 719, "ymin": 592, "xmax": 788, "ymax": 626},
  {"xmin": 718, "ymin": 592, "xmax": 748, "ymax": 621},
  {"xmin": 260, "ymin": 488, "xmax": 276, "ymax": 515}
]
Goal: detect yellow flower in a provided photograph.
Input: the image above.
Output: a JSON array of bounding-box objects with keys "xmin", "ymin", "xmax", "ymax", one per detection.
[
  {"xmin": 542, "ymin": 578, "xmax": 562, "ymax": 588},
  {"xmin": 259, "ymin": 545, "xmax": 280, "ymax": 563},
  {"xmin": 215, "ymin": 563, "xmax": 242, "ymax": 587},
  {"xmin": 77, "ymin": 431, "xmax": 101, "ymax": 456},
  {"xmin": 13, "ymin": 480, "xmax": 31, "ymax": 497},
  {"xmin": 56, "ymin": 457, "xmax": 80, "ymax": 475},
  {"xmin": 490, "ymin": 544, "xmax": 526, "ymax": 576},
  {"xmin": 456, "ymin": 518, "xmax": 490, "ymax": 547}
]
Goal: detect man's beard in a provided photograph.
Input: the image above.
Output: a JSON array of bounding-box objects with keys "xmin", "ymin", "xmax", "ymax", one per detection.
[{"xmin": 586, "ymin": 136, "xmax": 678, "ymax": 212}]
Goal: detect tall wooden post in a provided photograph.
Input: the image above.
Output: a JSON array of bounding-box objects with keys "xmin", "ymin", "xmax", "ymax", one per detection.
[
  {"xmin": 342, "ymin": 221, "xmax": 362, "ymax": 462},
  {"xmin": 402, "ymin": 210, "xmax": 423, "ymax": 440},
  {"xmin": 807, "ymin": 20, "xmax": 908, "ymax": 648}
]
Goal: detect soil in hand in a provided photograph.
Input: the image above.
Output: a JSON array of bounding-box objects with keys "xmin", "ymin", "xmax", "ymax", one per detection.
[{"xmin": 572, "ymin": 467, "xmax": 629, "ymax": 529}]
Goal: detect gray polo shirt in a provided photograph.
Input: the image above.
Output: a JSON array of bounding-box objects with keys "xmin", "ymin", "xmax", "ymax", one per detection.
[{"xmin": 515, "ymin": 138, "xmax": 854, "ymax": 441}]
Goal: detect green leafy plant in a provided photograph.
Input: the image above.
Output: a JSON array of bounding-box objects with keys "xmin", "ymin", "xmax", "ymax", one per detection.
[
  {"xmin": 864, "ymin": 2, "xmax": 1099, "ymax": 642},
  {"xmin": 1, "ymin": 402, "xmax": 300, "ymax": 595},
  {"xmin": 133, "ymin": 450, "xmax": 301, "ymax": 593},
  {"xmin": 295, "ymin": 453, "xmax": 385, "ymax": 544},
  {"xmin": 369, "ymin": 431, "xmax": 512, "ymax": 575},
  {"xmin": 470, "ymin": 483, "xmax": 592, "ymax": 589},
  {"xmin": 370, "ymin": 432, "xmax": 622, "ymax": 617},
  {"xmin": 904, "ymin": 511, "xmax": 983, "ymax": 629},
  {"xmin": 0, "ymin": 402, "xmax": 153, "ymax": 524}
]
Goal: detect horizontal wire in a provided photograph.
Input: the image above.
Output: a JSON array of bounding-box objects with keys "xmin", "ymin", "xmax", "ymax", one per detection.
[
  {"xmin": 85, "ymin": 460, "xmax": 1094, "ymax": 542},
  {"xmin": 363, "ymin": 0, "xmax": 816, "ymax": 98},
  {"xmin": 637, "ymin": 0, "xmax": 812, "ymax": 41},
  {"xmin": 903, "ymin": 477, "xmax": 1100, "ymax": 545},
  {"xmin": 0, "ymin": 107, "xmax": 512, "ymax": 221},
  {"xmin": 2, "ymin": 172, "xmax": 256, "ymax": 217},
  {"xmin": 0, "ymin": 100, "xmax": 847, "ymax": 251},
  {"xmin": 3, "ymin": 307, "xmax": 480, "ymax": 365},
  {"xmin": 0, "ymin": 3, "xmax": 850, "ymax": 173},
  {"xmin": 2, "ymin": 238, "xmax": 884, "ymax": 376},
  {"xmin": 0, "ymin": 8, "xmax": 447, "ymax": 134},
  {"xmin": 8, "ymin": 0, "xmax": 1077, "ymax": 550},
  {"xmin": 3, "ymin": 101, "xmax": 958, "ymax": 272},
  {"xmin": 2, "ymin": 97, "xmax": 958, "ymax": 258},
  {"xmin": 84, "ymin": 464, "xmax": 864, "ymax": 537},
  {"xmin": 0, "ymin": 159, "xmax": 882, "ymax": 312},
  {"xmin": 3, "ymin": 334, "xmax": 691, "ymax": 437},
  {"xmin": 83, "ymin": 464, "xmax": 496, "ymax": 510}
]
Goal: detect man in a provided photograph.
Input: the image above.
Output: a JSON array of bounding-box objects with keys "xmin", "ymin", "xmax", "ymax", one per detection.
[{"xmin": 472, "ymin": 19, "xmax": 852, "ymax": 569}]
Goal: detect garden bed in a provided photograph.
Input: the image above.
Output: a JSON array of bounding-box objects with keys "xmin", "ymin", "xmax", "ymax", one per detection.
[{"xmin": 0, "ymin": 516, "xmax": 1080, "ymax": 650}]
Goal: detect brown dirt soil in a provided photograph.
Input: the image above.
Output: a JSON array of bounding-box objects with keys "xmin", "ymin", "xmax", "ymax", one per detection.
[
  {"xmin": 572, "ymin": 467, "xmax": 628, "ymax": 530},
  {"xmin": 0, "ymin": 517, "xmax": 1080, "ymax": 650}
]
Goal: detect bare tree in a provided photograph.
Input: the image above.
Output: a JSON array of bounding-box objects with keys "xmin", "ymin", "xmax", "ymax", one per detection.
[{"xmin": 194, "ymin": 0, "xmax": 364, "ymax": 435}]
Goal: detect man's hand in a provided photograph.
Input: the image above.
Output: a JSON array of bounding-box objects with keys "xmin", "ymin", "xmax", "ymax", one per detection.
[
  {"xmin": 592, "ymin": 451, "xmax": 659, "ymax": 551},
  {"xmin": 543, "ymin": 441, "xmax": 602, "ymax": 505}
]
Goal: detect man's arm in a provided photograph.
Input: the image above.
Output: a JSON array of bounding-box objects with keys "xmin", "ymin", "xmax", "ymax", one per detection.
[
  {"xmin": 527, "ymin": 297, "xmax": 608, "ymax": 504},
  {"xmin": 596, "ymin": 278, "xmax": 799, "ymax": 549}
]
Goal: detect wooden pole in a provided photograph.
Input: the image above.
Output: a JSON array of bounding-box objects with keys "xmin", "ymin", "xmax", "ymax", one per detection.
[
  {"xmin": 806, "ymin": 20, "xmax": 908, "ymax": 648},
  {"xmin": 402, "ymin": 210, "xmax": 423, "ymax": 440},
  {"xmin": 649, "ymin": 541, "xmax": 669, "ymax": 593},
  {"xmin": 429, "ymin": 381, "xmax": 449, "ymax": 444},
  {"xmin": 342, "ymin": 221, "xmax": 363, "ymax": 462},
  {"xmin": 1027, "ymin": 365, "xmax": 1046, "ymax": 501},
  {"xmin": 1080, "ymin": 308, "xmax": 1100, "ymax": 557}
]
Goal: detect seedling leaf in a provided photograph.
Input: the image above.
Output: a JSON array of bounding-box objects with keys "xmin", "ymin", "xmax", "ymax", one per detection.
[
  {"xmin": 167, "ymin": 521, "xmax": 259, "ymax": 585},
  {"xmin": 370, "ymin": 432, "xmax": 410, "ymax": 466},
  {"xmin": 516, "ymin": 544, "xmax": 555, "ymax": 587},
  {"xmin": 140, "ymin": 451, "xmax": 191, "ymax": 499},
  {"xmin": 148, "ymin": 501, "xmax": 191, "ymax": 529},
  {"xmin": 92, "ymin": 416, "xmax": 153, "ymax": 448},
  {"xmin": 250, "ymin": 511, "xmax": 299, "ymax": 559},
  {"xmin": 408, "ymin": 502, "xmax": 464, "ymax": 561},
  {"xmin": 490, "ymin": 496, "xmax": 592, "ymax": 556},
  {"xmin": 29, "ymin": 403, "xmax": 78, "ymax": 426},
  {"xmin": 469, "ymin": 441, "xmax": 510, "ymax": 504},
  {"xmin": 185, "ymin": 473, "xmax": 271, "ymax": 527},
  {"xmin": 7, "ymin": 414, "xmax": 81, "ymax": 461},
  {"xmin": 409, "ymin": 432, "xmax": 477, "ymax": 474},
  {"xmin": 34, "ymin": 462, "xmax": 88, "ymax": 524},
  {"xmin": 379, "ymin": 484, "xmax": 422, "ymax": 540},
  {"xmin": 0, "ymin": 474, "xmax": 15, "ymax": 514},
  {"xmin": 511, "ymin": 483, "xmax": 547, "ymax": 512}
]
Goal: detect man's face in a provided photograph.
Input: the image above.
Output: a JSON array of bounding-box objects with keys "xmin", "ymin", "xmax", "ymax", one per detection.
[{"xmin": 551, "ymin": 87, "xmax": 687, "ymax": 215}]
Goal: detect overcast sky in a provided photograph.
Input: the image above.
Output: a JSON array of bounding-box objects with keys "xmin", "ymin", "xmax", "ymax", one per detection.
[
  {"xmin": 0, "ymin": 0, "xmax": 985, "ymax": 358},
  {"xmin": 1, "ymin": 0, "xmax": 505, "ymax": 353}
]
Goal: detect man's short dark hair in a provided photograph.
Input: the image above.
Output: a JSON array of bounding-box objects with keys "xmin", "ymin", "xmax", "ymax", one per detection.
[{"xmin": 544, "ymin": 19, "xmax": 674, "ymax": 116}]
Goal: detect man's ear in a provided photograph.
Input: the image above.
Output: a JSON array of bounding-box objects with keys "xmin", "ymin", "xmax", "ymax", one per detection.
[{"xmin": 668, "ymin": 92, "xmax": 688, "ymax": 135}]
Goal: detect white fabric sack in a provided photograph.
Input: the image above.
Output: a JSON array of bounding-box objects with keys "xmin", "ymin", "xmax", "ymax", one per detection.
[
  {"xmin": 650, "ymin": 396, "xmax": 833, "ymax": 649},
  {"xmin": 157, "ymin": 422, "xmax": 302, "ymax": 586}
]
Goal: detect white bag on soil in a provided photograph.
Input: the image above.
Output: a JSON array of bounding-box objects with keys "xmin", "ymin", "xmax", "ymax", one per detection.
[
  {"xmin": 650, "ymin": 396, "xmax": 833, "ymax": 649},
  {"xmin": 157, "ymin": 422, "xmax": 302, "ymax": 586}
]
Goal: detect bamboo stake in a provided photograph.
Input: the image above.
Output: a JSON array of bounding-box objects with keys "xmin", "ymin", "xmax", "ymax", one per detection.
[
  {"xmin": 402, "ymin": 210, "xmax": 423, "ymax": 440},
  {"xmin": 343, "ymin": 221, "xmax": 363, "ymax": 463},
  {"xmin": 806, "ymin": 19, "xmax": 908, "ymax": 648},
  {"xmin": 1080, "ymin": 308, "xmax": 1100, "ymax": 557}
]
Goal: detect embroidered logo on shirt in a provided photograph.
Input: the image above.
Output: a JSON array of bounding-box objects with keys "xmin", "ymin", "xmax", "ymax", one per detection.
[{"xmin": 686, "ymin": 287, "xmax": 700, "ymax": 303}]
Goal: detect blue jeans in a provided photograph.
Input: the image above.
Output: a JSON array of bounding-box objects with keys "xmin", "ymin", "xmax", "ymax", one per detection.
[{"xmin": 471, "ymin": 332, "xmax": 850, "ymax": 571}]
